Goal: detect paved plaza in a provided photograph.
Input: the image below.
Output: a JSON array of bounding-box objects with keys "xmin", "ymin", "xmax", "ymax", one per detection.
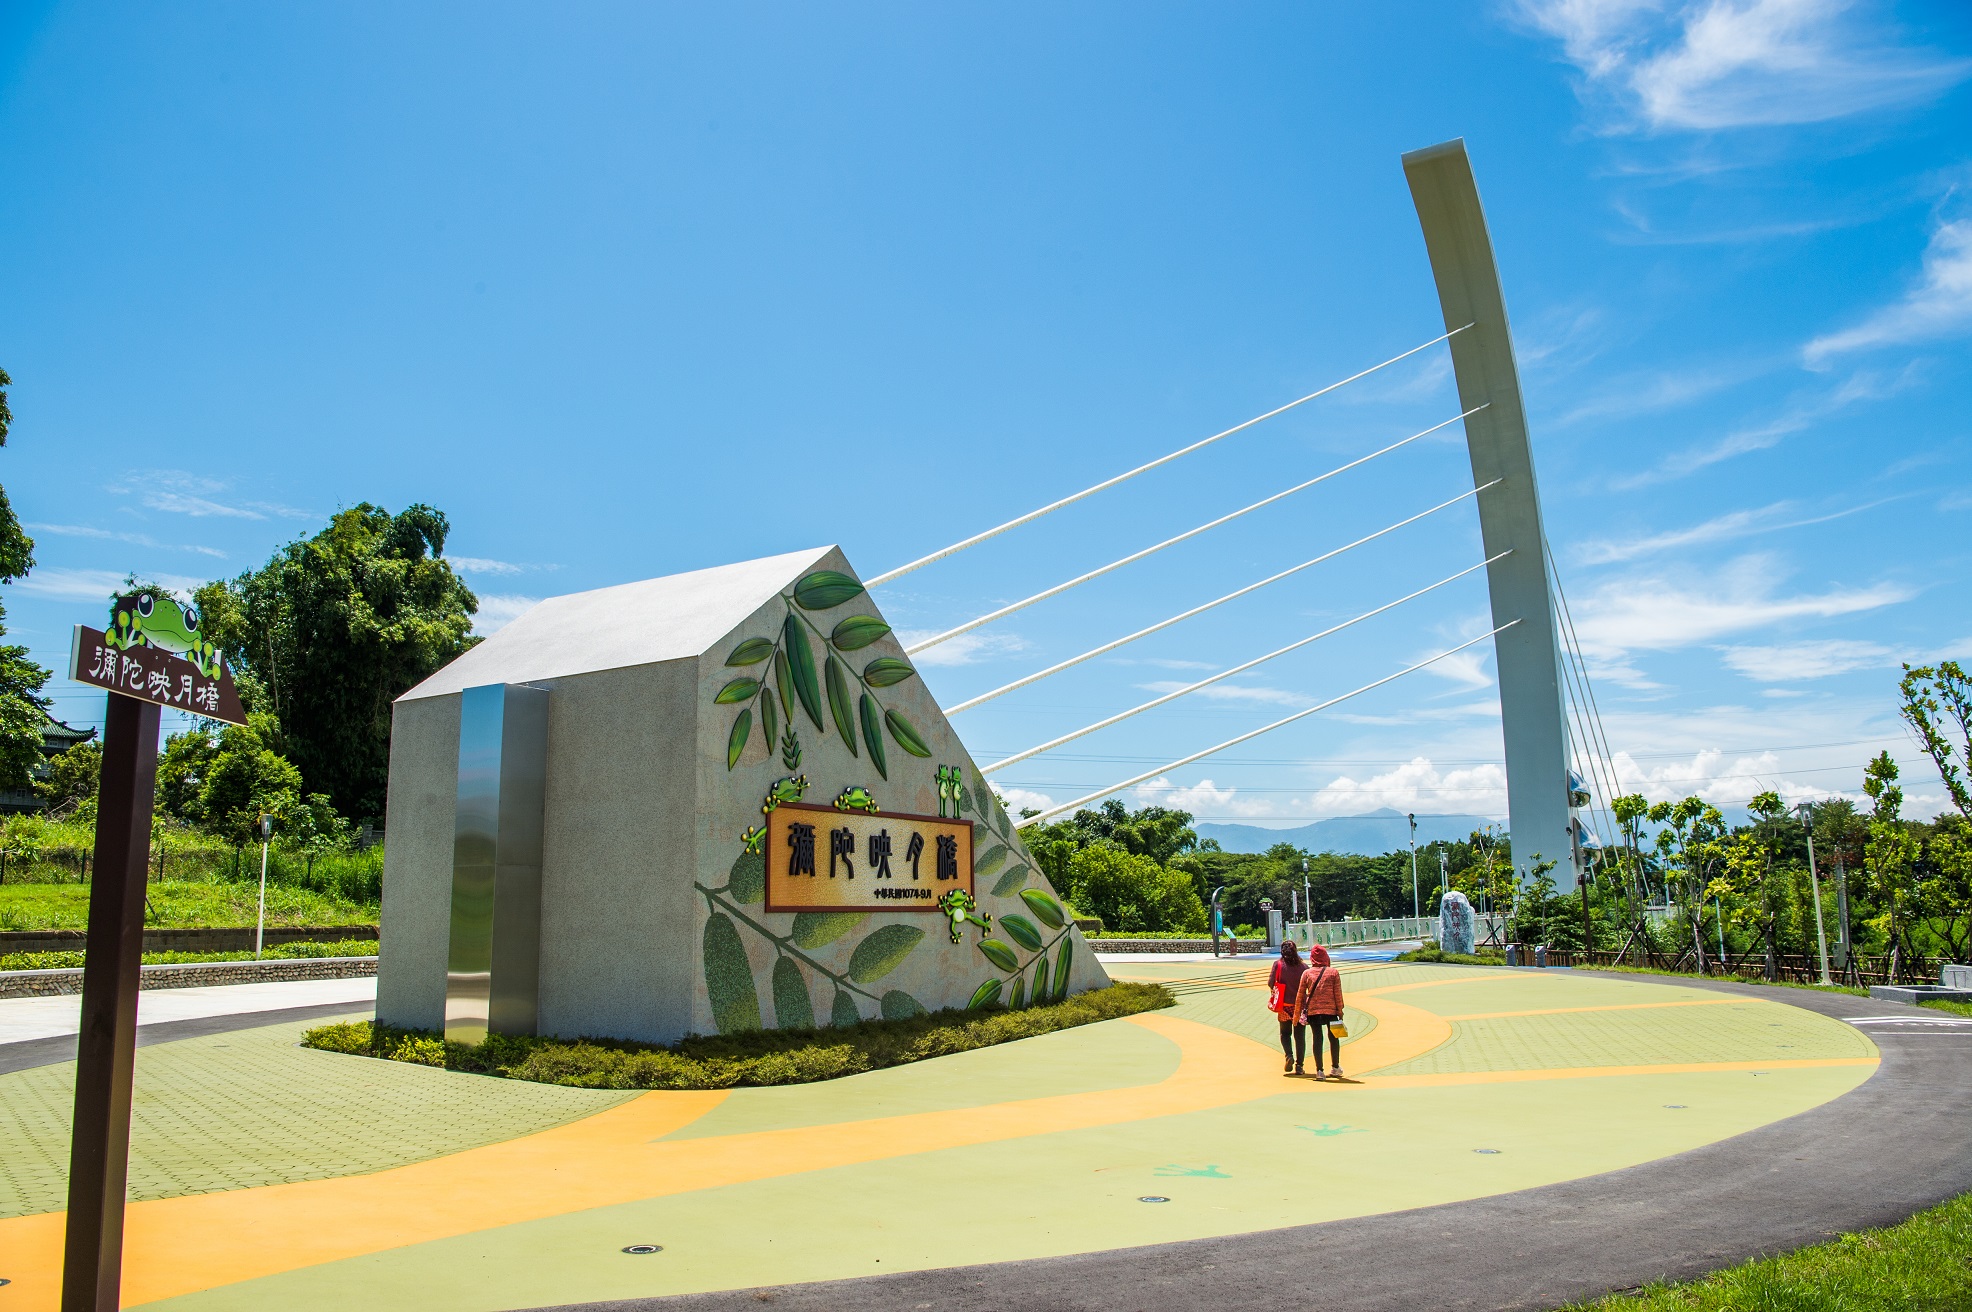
[{"xmin": 0, "ymin": 961, "xmax": 1888, "ymax": 1310}]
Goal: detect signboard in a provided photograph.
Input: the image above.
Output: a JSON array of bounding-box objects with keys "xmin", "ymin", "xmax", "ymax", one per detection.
[
  {"xmin": 70, "ymin": 592, "xmax": 247, "ymax": 726},
  {"xmin": 764, "ymin": 801, "xmax": 972, "ymax": 912}
]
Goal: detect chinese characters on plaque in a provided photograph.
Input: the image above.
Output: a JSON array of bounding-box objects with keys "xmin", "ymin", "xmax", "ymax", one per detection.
[
  {"xmin": 69, "ymin": 625, "xmax": 248, "ymax": 726},
  {"xmin": 764, "ymin": 801, "xmax": 973, "ymax": 912}
]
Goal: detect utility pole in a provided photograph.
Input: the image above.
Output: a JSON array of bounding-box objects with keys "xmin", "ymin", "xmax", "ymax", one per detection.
[
  {"xmin": 1408, "ymin": 812, "xmax": 1420, "ymax": 920},
  {"xmin": 254, "ymin": 813, "xmax": 274, "ymax": 960}
]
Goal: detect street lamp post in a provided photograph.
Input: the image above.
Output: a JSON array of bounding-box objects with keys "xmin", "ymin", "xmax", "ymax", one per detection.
[
  {"xmin": 1796, "ymin": 802, "xmax": 1833, "ymax": 986},
  {"xmin": 253, "ymin": 813, "xmax": 273, "ymax": 960},
  {"xmin": 1408, "ymin": 812, "xmax": 1420, "ymax": 921}
]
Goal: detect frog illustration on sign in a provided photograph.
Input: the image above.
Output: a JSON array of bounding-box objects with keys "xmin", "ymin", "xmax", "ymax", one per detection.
[
  {"xmin": 832, "ymin": 785, "xmax": 878, "ymax": 814},
  {"xmin": 759, "ymin": 775, "xmax": 808, "ymax": 818},
  {"xmin": 104, "ymin": 591, "xmax": 223, "ymax": 679},
  {"xmin": 935, "ymin": 765, "xmax": 962, "ymax": 819},
  {"xmin": 936, "ymin": 888, "xmax": 991, "ymax": 945}
]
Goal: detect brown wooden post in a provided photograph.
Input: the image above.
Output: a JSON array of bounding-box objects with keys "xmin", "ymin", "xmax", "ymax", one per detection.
[{"xmin": 62, "ymin": 692, "xmax": 160, "ymax": 1312}]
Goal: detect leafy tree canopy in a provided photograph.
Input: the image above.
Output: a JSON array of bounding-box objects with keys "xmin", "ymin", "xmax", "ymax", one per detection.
[
  {"xmin": 197, "ymin": 503, "xmax": 478, "ymax": 821},
  {"xmin": 1060, "ymin": 844, "xmax": 1207, "ymax": 934},
  {"xmin": 0, "ymin": 365, "xmax": 51, "ymax": 792}
]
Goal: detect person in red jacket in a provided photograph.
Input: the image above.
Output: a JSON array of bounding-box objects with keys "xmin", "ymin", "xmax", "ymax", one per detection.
[
  {"xmin": 1267, "ymin": 941, "xmax": 1310, "ymax": 1074},
  {"xmin": 1294, "ymin": 943, "xmax": 1346, "ymax": 1079}
]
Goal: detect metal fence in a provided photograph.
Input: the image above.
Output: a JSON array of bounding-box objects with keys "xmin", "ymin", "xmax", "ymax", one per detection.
[{"xmin": 1283, "ymin": 913, "xmax": 1505, "ymax": 948}]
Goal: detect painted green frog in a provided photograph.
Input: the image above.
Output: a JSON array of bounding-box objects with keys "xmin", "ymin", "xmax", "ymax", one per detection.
[
  {"xmin": 105, "ymin": 591, "xmax": 223, "ymax": 679},
  {"xmin": 937, "ymin": 888, "xmax": 991, "ymax": 944},
  {"xmin": 833, "ymin": 785, "xmax": 878, "ymax": 813},
  {"xmin": 760, "ymin": 775, "xmax": 808, "ymax": 817},
  {"xmin": 935, "ymin": 764, "xmax": 963, "ymax": 819}
]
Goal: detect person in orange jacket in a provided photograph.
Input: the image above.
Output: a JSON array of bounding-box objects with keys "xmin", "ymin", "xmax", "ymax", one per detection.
[{"xmin": 1294, "ymin": 943, "xmax": 1346, "ymax": 1079}]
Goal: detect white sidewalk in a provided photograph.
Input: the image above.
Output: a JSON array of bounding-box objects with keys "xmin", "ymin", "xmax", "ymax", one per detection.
[{"xmin": 0, "ymin": 976, "xmax": 376, "ymax": 1047}]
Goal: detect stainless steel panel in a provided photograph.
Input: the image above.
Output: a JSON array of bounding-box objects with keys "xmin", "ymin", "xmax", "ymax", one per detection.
[
  {"xmin": 445, "ymin": 684, "xmax": 505, "ymax": 1044},
  {"xmin": 488, "ymin": 683, "xmax": 548, "ymax": 1036}
]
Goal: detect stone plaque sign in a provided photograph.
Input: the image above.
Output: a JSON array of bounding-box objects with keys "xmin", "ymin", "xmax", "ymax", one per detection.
[{"xmin": 765, "ymin": 801, "xmax": 972, "ymax": 912}]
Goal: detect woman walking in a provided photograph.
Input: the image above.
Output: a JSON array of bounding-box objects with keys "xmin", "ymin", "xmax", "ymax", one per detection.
[
  {"xmin": 1268, "ymin": 941, "xmax": 1310, "ymax": 1074},
  {"xmin": 1295, "ymin": 943, "xmax": 1346, "ymax": 1079}
]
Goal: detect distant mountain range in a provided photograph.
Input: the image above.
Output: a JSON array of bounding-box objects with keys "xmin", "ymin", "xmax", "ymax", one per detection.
[{"xmin": 1195, "ymin": 809, "xmax": 1498, "ymax": 856}]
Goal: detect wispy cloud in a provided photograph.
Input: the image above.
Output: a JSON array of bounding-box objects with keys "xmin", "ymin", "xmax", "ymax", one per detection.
[
  {"xmin": 1575, "ymin": 496, "xmax": 1893, "ymax": 564},
  {"xmin": 107, "ymin": 470, "xmax": 313, "ymax": 521},
  {"xmin": 1555, "ymin": 360, "xmax": 1761, "ymax": 426},
  {"xmin": 471, "ymin": 594, "xmax": 539, "ymax": 634},
  {"xmin": 895, "ymin": 629, "xmax": 1030, "ymax": 668},
  {"xmin": 1718, "ymin": 637, "xmax": 1897, "ymax": 680},
  {"xmin": 25, "ymin": 522, "xmax": 225, "ymax": 559},
  {"xmin": 1138, "ymin": 680, "xmax": 1313, "ymax": 708},
  {"xmin": 1518, "ymin": 0, "xmax": 1972, "ymax": 132},
  {"xmin": 1805, "ymin": 218, "xmax": 1972, "ymax": 362},
  {"xmin": 1614, "ymin": 365, "xmax": 1917, "ymax": 487},
  {"xmin": 10, "ymin": 567, "xmax": 207, "ymax": 604}
]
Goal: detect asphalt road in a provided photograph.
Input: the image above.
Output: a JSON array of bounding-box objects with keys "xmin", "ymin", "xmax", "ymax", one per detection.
[
  {"xmin": 0, "ymin": 1000, "xmax": 368, "ymax": 1076},
  {"xmin": 556, "ymin": 974, "xmax": 1972, "ymax": 1312}
]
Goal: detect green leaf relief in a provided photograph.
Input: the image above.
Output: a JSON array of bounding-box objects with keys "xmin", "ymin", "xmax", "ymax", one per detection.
[
  {"xmin": 825, "ymin": 655, "xmax": 858, "ymax": 755},
  {"xmin": 830, "ymin": 615, "xmax": 891, "ymax": 651},
  {"xmin": 793, "ymin": 570, "xmax": 866, "ymax": 611},
  {"xmin": 702, "ymin": 914, "xmax": 760, "ymax": 1034},
  {"xmin": 760, "ymin": 684, "xmax": 779, "ymax": 755},
  {"xmin": 782, "ymin": 615, "xmax": 825, "ymax": 730},
  {"xmin": 771, "ymin": 956, "xmax": 814, "ymax": 1029},
  {"xmin": 1008, "ymin": 976, "xmax": 1025, "ymax": 1009},
  {"xmin": 860, "ymin": 693, "xmax": 887, "ymax": 780},
  {"xmin": 977, "ymin": 938, "xmax": 1019, "ymax": 972},
  {"xmin": 714, "ymin": 676, "xmax": 759, "ymax": 705},
  {"xmin": 1020, "ymin": 887, "xmax": 1066, "ymax": 929},
  {"xmin": 975, "ymin": 844, "xmax": 1008, "ymax": 877},
  {"xmin": 773, "ymin": 649, "xmax": 796, "ymax": 720},
  {"xmin": 879, "ymin": 990, "xmax": 926, "ymax": 1020},
  {"xmin": 790, "ymin": 911, "xmax": 865, "ymax": 950},
  {"xmin": 884, "ymin": 708, "xmax": 932, "ymax": 758},
  {"xmin": 728, "ymin": 850, "xmax": 765, "ymax": 905},
  {"xmin": 1000, "ymin": 913, "xmax": 1043, "ymax": 952},
  {"xmin": 1032, "ymin": 955, "xmax": 1049, "ymax": 1001},
  {"xmin": 862, "ymin": 657, "xmax": 915, "ymax": 687},
  {"xmin": 725, "ymin": 710, "xmax": 751, "ymax": 771},
  {"xmin": 967, "ymin": 978, "xmax": 1003, "ymax": 1009},
  {"xmin": 726, "ymin": 637, "xmax": 775, "ymax": 666},
  {"xmin": 847, "ymin": 924, "xmax": 924, "ymax": 983},
  {"xmin": 991, "ymin": 864, "xmax": 1030, "ymax": 898},
  {"xmin": 1053, "ymin": 938, "xmax": 1073, "ymax": 1001},
  {"xmin": 830, "ymin": 989, "xmax": 860, "ymax": 1028}
]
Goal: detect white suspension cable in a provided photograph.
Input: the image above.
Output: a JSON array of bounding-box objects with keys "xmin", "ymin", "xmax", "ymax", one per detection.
[
  {"xmin": 905, "ymin": 405, "xmax": 1487, "ymax": 656},
  {"xmin": 946, "ymin": 479, "xmax": 1502, "ymax": 716},
  {"xmin": 864, "ymin": 326, "xmax": 1473, "ymax": 589},
  {"xmin": 981, "ymin": 551, "xmax": 1507, "ymax": 776},
  {"xmin": 1014, "ymin": 621, "xmax": 1519, "ymax": 828}
]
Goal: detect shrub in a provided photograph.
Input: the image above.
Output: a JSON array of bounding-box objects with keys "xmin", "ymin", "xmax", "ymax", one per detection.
[{"xmin": 303, "ymin": 981, "xmax": 1176, "ymax": 1090}]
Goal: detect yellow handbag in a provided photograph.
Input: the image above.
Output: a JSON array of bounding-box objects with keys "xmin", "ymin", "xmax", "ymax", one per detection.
[{"xmin": 1329, "ymin": 1018, "xmax": 1350, "ymax": 1039}]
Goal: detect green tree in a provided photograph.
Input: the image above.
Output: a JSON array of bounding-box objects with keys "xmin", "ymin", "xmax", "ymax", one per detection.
[
  {"xmin": 0, "ymin": 366, "xmax": 51, "ymax": 793},
  {"xmin": 198, "ymin": 503, "xmax": 478, "ymax": 821},
  {"xmin": 1062, "ymin": 844, "xmax": 1207, "ymax": 933},
  {"xmin": 1900, "ymin": 662, "xmax": 1972, "ymax": 818},
  {"xmin": 36, "ymin": 740, "xmax": 101, "ymax": 819},
  {"xmin": 156, "ymin": 727, "xmax": 221, "ymax": 825},
  {"xmin": 1860, "ymin": 754, "xmax": 1921, "ymax": 968}
]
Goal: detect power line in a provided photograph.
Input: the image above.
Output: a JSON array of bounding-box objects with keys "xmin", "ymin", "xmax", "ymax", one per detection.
[
  {"xmin": 906, "ymin": 406, "xmax": 1486, "ymax": 656},
  {"xmin": 864, "ymin": 326, "xmax": 1473, "ymax": 589},
  {"xmin": 982, "ymin": 554, "xmax": 1506, "ymax": 777},
  {"xmin": 1013, "ymin": 622, "xmax": 1517, "ymax": 828}
]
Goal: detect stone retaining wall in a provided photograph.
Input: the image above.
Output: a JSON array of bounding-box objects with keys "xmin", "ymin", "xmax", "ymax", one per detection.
[
  {"xmin": 0, "ymin": 925, "xmax": 378, "ymax": 956},
  {"xmin": 1089, "ymin": 938, "xmax": 1252, "ymax": 954},
  {"xmin": 0, "ymin": 956, "xmax": 378, "ymax": 999}
]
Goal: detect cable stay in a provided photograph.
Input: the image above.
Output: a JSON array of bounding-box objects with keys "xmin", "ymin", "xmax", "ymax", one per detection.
[
  {"xmin": 1013, "ymin": 621, "xmax": 1520, "ymax": 829},
  {"xmin": 980, "ymin": 551, "xmax": 1507, "ymax": 777},
  {"xmin": 864, "ymin": 326, "xmax": 1473, "ymax": 589},
  {"xmin": 905, "ymin": 405, "xmax": 1487, "ymax": 657},
  {"xmin": 947, "ymin": 480, "xmax": 1503, "ymax": 716}
]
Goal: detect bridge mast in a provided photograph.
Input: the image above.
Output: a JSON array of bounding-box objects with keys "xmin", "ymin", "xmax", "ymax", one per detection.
[{"xmin": 1403, "ymin": 138, "xmax": 1574, "ymax": 885}]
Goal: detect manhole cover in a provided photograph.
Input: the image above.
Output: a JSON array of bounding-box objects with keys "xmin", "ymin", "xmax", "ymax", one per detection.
[
  {"xmin": 621, "ymin": 1245, "xmax": 663, "ymax": 1255},
  {"xmin": 1139, "ymin": 1196, "xmax": 1170, "ymax": 1203}
]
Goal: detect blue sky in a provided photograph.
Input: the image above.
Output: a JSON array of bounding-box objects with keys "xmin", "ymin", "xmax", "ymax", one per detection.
[{"xmin": 3, "ymin": 1, "xmax": 1970, "ymax": 830}]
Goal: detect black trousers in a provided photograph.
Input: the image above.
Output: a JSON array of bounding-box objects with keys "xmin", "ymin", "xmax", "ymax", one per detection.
[
  {"xmin": 1277, "ymin": 1017, "xmax": 1305, "ymax": 1064},
  {"xmin": 1307, "ymin": 1015, "xmax": 1343, "ymax": 1068}
]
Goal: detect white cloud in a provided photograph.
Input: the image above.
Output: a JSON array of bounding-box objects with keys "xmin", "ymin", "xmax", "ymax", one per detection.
[
  {"xmin": 1307, "ymin": 757, "xmax": 1510, "ymax": 819},
  {"xmin": 1805, "ymin": 219, "xmax": 1972, "ymax": 362},
  {"xmin": 1718, "ymin": 637, "xmax": 1897, "ymax": 680},
  {"xmin": 108, "ymin": 470, "xmax": 312, "ymax": 521},
  {"xmin": 449, "ymin": 556, "xmax": 525, "ymax": 576},
  {"xmin": 1133, "ymin": 776, "xmax": 1252, "ymax": 816},
  {"xmin": 995, "ymin": 786, "xmax": 1057, "ymax": 819},
  {"xmin": 1610, "ymin": 746, "xmax": 1825, "ymax": 806},
  {"xmin": 472, "ymin": 594, "xmax": 539, "ymax": 633},
  {"xmin": 895, "ymin": 629, "xmax": 1030, "ymax": 668},
  {"xmin": 1419, "ymin": 647, "xmax": 1496, "ymax": 692},
  {"xmin": 25, "ymin": 522, "xmax": 225, "ymax": 559},
  {"xmin": 1519, "ymin": 0, "xmax": 1972, "ymax": 131},
  {"xmin": 1576, "ymin": 497, "xmax": 1891, "ymax": 563},
  {"xmin": 11, "ymin": 567, "xmax": 207, "ymax": 603},
  {"xmin": 1137, "ymin": 679, "xmax": 1312, "ymax": 708}
]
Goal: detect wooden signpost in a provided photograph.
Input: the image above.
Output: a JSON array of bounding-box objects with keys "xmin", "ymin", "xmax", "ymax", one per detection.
[{"xmin": 62, "ymin": 594, "xmax": 245, "ymax": 1312}]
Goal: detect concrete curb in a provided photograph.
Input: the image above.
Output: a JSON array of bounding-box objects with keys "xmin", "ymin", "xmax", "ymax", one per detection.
[{"xmin": 0, "ymin": 956, "xmax": 377, "ymax": 999}]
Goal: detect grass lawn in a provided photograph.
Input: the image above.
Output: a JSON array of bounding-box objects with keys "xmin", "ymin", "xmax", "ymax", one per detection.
[
  {"xmin": 0, "ymin": 880, "xmax": 378, "ymax": 931},
  {"xmin": 305, "ymin": 981, "xmax": 1175, "ymax": 1090},
  {"xmin": 1571, "ymin": 1190, "xmax": 1972, "ymax": 1309}
]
